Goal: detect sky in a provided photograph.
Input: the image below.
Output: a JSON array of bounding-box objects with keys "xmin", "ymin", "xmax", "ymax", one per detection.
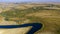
[{"xmin": 0, "ymin": 0, "xmax": 60, "ymax": 3}]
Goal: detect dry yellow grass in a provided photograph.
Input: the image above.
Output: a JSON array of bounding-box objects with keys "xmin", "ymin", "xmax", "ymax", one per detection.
[{"xmin": 0, "ymin": 3, "xmax": 60, "ymax": 34}]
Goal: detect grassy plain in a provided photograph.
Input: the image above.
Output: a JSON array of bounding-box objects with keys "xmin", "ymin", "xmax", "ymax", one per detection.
[{"xmin": 0, "ymin": 3, "xmax": 60, "ymax": 34}]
